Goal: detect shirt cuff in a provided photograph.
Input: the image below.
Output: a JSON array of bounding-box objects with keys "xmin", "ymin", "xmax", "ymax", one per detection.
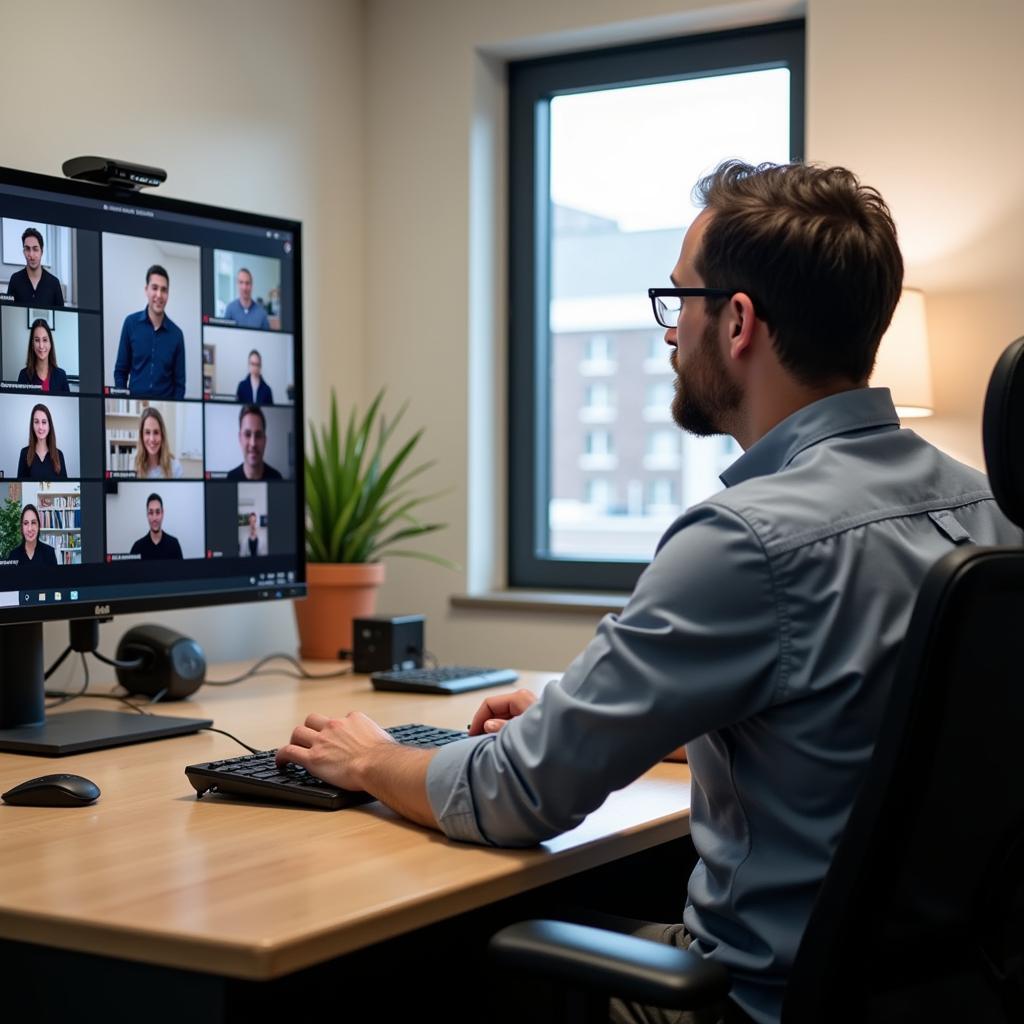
[{"xmin": 426, "ymin": 733, "xmax": 494, "ymax": 845}]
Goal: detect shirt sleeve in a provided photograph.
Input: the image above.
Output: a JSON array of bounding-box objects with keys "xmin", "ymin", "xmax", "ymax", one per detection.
[
  {"xmin": 426, "ymin": 502, "xmax": 782, "ymax": 847},
  {"xmin": 114, "ymin": 319, "xmax": 131, "ymax": 388}
]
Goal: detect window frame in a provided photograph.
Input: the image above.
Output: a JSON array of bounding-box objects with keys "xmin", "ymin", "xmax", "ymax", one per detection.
[{"xmin": 508, "ymin": 20, "xmax": 805, "ymax": 591}]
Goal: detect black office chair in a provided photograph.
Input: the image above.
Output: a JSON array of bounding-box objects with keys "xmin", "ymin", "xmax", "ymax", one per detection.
[{"xmin": 490, "ymin": 336, "xmax": 1024, "ymax": 1023}]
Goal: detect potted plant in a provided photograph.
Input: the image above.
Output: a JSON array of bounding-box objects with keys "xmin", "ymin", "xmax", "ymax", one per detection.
[{"xmin": 295, "ymin": 389, "xmax": 450, "ymax": 660}]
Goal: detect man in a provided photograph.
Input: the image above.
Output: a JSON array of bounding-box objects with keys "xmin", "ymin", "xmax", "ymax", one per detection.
[
  {"xmin": 224, "ymin": 268, "xmax": 270, "ymax": 330},
  {"xmin": 113, "ymin": 265, "xmax": 186, "ymax": 399},
  {"xmin": 235, "ymin": 349, "xmax": 274, "ymax": 404},
  {"xmin": 129, "ymin": 493, "xmax": 183, "ymax": 560},
  {"xmin": 275, "ymin": 163, "xmax": 1021, "ymax": 1024},
  {"xmin": 226, "ymin": 404, "xmax": 282, "ymax": 480},
  {"xmin": 6, "ymin": 228, "xmax": 65, "ymax": 306}
]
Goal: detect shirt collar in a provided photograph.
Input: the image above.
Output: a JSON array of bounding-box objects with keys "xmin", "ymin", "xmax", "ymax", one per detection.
[
  {"xmin": 720, "ymin": 387, "xmax": 900, "ymax": 488},
  {"xmin": 137, "ymin": 308, "xmax": 167, "ymax": 332}
]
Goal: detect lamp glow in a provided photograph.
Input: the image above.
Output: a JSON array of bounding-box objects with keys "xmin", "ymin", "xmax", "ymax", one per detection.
[{"xmin": 870, "ymin": 287, "xmax": 934, "ymax": 418}]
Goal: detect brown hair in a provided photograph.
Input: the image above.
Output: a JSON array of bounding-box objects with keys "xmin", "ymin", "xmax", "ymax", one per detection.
[
  {"xmin": 134, "ymin": 406, "xmax": 176, "ymax": 478},
  {"xmin": 20, "ymin": 503, "xmax": 40, "ymax": 543},
  {"xmin": 25, "ymin": 319, "xmax": 58, "ymax": 378},
  {"xmin": 26, "ymin": 403, "xmax": 62, "ymax": 473},
  {"xmin": 693, "ymin": 161, "xmax": 904, "ymax": 386}
]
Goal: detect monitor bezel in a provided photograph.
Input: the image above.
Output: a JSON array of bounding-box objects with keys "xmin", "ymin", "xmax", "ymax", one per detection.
[{"xmin": 0, "ymin": 162, "xmax": 306, "ymax": 626}]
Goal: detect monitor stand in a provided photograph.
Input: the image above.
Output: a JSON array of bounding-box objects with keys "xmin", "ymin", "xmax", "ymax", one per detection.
[{"xmin": 0, "ymin": 622, "xmax": 211, "ymax": 756}]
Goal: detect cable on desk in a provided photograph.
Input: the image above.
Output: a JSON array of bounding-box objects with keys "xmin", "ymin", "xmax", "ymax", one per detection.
[
  {"xmin": 45, "ymin": 654, "xmax": 90, "ymax": 709},
  {"xmin": 92, "ymin": 649, "xmax": 147, "ymax": 671},
  {"xmin": 205, "ymin": 652, "xmax": 353, "ymax": 686},
  {"xmin": 200, "ymin": 726, "xmax": 260, "ymax": 754}
]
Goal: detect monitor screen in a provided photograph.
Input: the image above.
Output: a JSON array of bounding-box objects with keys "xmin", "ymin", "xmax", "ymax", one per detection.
[{"xmin": 0, "ymin": 164, "xmax": 305, "ymax": 625}]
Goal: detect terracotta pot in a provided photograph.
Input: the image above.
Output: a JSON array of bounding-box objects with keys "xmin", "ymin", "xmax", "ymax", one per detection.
[{"xmin": 294, "ymin": 562, "xmax": 385, "ymax": 660}]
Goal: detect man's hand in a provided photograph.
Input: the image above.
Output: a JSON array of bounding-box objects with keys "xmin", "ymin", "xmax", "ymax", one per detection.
[
  {"xmin": 276, "ymin": 711, "xmax": 395, "ymax": 791},
  {"xmin": 468, "ymin": 688, "xmax": 538, "ymax": 736},
  {"xmin": 275, "ymin": 712, "xmax": 440, "ymax": 830}
]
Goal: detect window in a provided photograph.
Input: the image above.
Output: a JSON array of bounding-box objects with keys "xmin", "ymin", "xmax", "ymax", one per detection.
[
  {"xmin": 509, "ymin": 21, "xmax": 805, "ymax": 590},
  {"xmin": 581, "ymin": 334, "xmax": 616, "ymax": 375}
]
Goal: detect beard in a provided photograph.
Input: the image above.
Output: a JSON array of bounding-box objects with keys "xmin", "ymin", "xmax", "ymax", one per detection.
[{"xmin": 671, "ymin": 314, "xmax": 742, "ymax": 436}]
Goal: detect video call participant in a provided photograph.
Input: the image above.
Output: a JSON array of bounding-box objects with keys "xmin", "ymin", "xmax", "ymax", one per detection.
[
  {"xmin": 235, "ymin": 349, "xmax": 274, "ymax": 405},
  {"xmin": 113, "ymin": 265, "xmax": 185, "ymax": 399},
  {"xmin": 134, "ymin": 407, "xmax": 183, "ymax": 479},
  {"xmin": 226, "ymin": 405, "xmax": 282, "ymax": 480},
  {"xmin": 274, "ymin": 162, "xmax": 1023, "ymax": 1024},
  {"xmin": 17, "ymin": 403, "xmax": 68, "ymax": 481},
  {"xmin": 17, "ymin": 319, "xmax": 70, "ymax": 393},
  {"xmin": 224, "ymin": 268, "xmax": 270, "ymax": 330},
  {"xmin": 129, "ymin": 493, "xmax": 183, "ymax": 560},
  {"xmin": 6, "ymin": 228, "xmax": 65, "ymax": 307},
  {"xmin": 242, "ymin": 512, "xmax": 260, "ymax": 556},
  {"xmin": 9, "ymin": 504, "xmax": 58, "ymax": 566}
]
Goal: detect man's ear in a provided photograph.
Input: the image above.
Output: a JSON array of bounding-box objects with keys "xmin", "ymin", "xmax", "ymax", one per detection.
[{"xmin": 727, "ymin": 293, "xmax": 757, "ymax": 357}]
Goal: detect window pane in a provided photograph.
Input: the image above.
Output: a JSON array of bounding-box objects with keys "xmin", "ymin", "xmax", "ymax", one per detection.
[{"xmin": 547, "ymin": 69, "xmax": 788, "ymax": 561}]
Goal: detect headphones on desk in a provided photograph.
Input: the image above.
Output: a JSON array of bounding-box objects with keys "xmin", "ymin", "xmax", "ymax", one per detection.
[{"xmin": 115, "ymin": 624, "xmax": 207, "ymax": 701}]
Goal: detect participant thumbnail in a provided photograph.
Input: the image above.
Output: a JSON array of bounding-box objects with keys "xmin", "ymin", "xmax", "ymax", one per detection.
[
  {"xmin": 0, "ymin": 480, "xmax": 82, "ymax": 566},
  {"xmin": 104, "ymin": 399, "xmax": 203, "ymax": 479},
  {"xmin": 238, "ymin": 482, "xmax": 268, "ymax": 556},
  {"xmin": 0, "ymin": 220, "xmax": 80, "ymax": 307},
  {"xmin": 202, "ymin": 324, "xmax": 294, "ymax": 404},
  {"xmin": 105, "ymin": 481, "xmax": 205, "ymax": 561},
  {"xmin": 102, "ymin": 234, "xmax": 202, "ymax": 400},
  {"xmin": 0, "ymin": 393, "xmax": 81, "ymax": 480},
  {"xmin": 1, "ymin": 307, "xmax": 81, "ymax": 392},
  {"xmin": 204, "ymin": 403, "xmax": 294, "ymax": 481},
  {"xmin": 212, "ymin": 250, "xmax": 282, "ymax": 331}
]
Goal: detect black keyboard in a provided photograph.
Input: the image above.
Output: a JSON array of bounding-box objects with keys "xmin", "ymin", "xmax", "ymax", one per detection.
[
  {"xmin": 184, "ymin": 723, "xmax": 468, "ymax": 810},
  {"xmin": 370, "ymin": 665, "xmax": 518, "ymax": 695}
]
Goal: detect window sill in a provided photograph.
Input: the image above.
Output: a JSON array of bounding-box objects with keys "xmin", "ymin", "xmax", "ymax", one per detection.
[{"xmin": 450, "ymin": 589, "xmax": 628, "ymax": 615}]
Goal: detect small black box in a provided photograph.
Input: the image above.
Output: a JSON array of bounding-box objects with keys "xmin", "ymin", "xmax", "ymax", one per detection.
[{"xmin": 352, "ymin": 615, "xmax": 425, "ymax": 674}]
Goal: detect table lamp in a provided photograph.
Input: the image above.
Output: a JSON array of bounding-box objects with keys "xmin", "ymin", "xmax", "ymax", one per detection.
[{"xmin": 870, "ymin": 287, "xmax": 934, "ymax": 418}]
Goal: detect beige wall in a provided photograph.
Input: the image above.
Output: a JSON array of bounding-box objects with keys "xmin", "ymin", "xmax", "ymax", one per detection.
[
  {"xmin": 1, "ymin": 0, "xmax": 364, "ymax": 664},
  {"xmin": 6, "ymin": 0, "xmax": 1022, "ymax": 677},
  {"xmin": 364, "ymin": 0, "xmax": 1024, "ymax": 671}
]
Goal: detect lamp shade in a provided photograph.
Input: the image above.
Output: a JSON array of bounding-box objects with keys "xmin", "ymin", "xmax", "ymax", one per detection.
[{"xmin": 870, "ymin": 287, "xmax": 934, "ymax": 417}]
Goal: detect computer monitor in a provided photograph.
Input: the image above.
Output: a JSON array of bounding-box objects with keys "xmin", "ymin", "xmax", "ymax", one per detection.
[{"xmin": 0, "ymin": 163, "xmax": 304, "ymax": 755}]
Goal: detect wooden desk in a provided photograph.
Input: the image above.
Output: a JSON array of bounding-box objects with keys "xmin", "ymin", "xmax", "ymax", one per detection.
[{"xmin": 0, "ymin": 666, "xmax": 691, "ymax": 1013}]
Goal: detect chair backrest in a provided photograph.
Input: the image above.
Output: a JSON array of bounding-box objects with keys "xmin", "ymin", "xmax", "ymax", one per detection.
[{"xmin": 783, "ymin": 337, "xmax": 1024, "ymax": 1023}]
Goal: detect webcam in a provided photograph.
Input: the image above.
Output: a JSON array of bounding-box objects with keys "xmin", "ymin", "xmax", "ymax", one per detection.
[{"xmin": 62, "ymin": 155, "xmax": 167, "ymax": 191}]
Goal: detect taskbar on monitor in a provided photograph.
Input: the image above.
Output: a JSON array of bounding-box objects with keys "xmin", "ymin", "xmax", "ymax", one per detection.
[{"xmin": 0, "ymin": 572, "xmax": 304, "ymax": 614}]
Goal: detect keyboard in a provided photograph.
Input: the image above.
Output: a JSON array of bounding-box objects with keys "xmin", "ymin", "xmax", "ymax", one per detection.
[
  {"xmin": 370, "ymin": 665, "xmax": 518, "ymax": 695},
  {"xmin": 184, "ymin": 723, "xmax": 468, "ymax": 810}
]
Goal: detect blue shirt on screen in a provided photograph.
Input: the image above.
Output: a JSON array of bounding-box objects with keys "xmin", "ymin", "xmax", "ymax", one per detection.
[
  {"xmin": 224, "ymin": 298, "xmax": 270, "ymax": 330},
  {"xmin": 113, "ymin": 309, "xmax": 186, "ymax": 399},
  {"xmin": 425, "ymin": 387, "xmax": 1023, "ymax": 1024}
]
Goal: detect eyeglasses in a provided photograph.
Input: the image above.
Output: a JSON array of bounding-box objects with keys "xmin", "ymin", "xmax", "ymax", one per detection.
[{"xmin": 648, "ymin": 287, "xmax": 735, "ymax": 329}]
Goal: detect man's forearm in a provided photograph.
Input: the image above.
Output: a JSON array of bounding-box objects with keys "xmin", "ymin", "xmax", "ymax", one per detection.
[{"xmin": 356, "ymin": 744, "xmax": 439, "ymax": 830}]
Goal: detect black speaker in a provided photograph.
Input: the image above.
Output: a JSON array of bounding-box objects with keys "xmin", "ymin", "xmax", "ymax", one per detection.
[
  {"xmin": 352, "ymin": 615, "xmax": 424, "ymax": 674},
  {"xmin": 115, "ymin": 624, "xmax": 206, "ymax": 701}
]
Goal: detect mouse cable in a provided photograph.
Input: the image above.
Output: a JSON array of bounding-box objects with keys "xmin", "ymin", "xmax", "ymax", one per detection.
[{"xmin": 204, "ymin": 652, "xmax": 353, "ymax": 687}]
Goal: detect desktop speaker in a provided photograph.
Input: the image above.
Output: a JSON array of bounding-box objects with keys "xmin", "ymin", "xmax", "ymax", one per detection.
[
  {"xmin": 115, "ymin": 624, "xmax": 207, "ymax": 701},
  {"xmin": 352, "ymin": 615, "xmax": 424, "ymax": 674}
]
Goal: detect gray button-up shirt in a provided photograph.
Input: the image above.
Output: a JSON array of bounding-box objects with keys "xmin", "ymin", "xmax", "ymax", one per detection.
[{"xmin": 426, "ymin": 387, "xmax": 1021, "ymax": 1023}]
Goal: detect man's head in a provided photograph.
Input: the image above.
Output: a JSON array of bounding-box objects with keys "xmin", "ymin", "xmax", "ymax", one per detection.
[
  {"xmin": 664, "ymin": 161, "xmax": 904, "ymax": 436},
  {"xmin": 248, "ymin": 349, "xmax": 262, "ymax": 377},
  {"xmin": 145, "ymin": 265, "xmax": 170, "ymax": 318},
  {"xmin": 22, "ymin": 228, "xmax": 43, "ymax": 271},
  {"xmin": 237, "ymin": 268, "xmax": 253, "ymax": 305},
  {"xmin": 693, "ymin": 161, "xmax": 903, "ymax": 386},
  {"xmin": 146, "ymin": 493, "xmax": 164, "ymax": 536},
  {"xmin": 238, "ymin": 404, "xmax": 267, "ymax": 473}
]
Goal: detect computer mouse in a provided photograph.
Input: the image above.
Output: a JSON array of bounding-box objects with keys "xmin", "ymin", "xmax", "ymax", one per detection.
[{"xmin": 1, "ymin": 773, "xmax": 101, "ymax": 807}]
